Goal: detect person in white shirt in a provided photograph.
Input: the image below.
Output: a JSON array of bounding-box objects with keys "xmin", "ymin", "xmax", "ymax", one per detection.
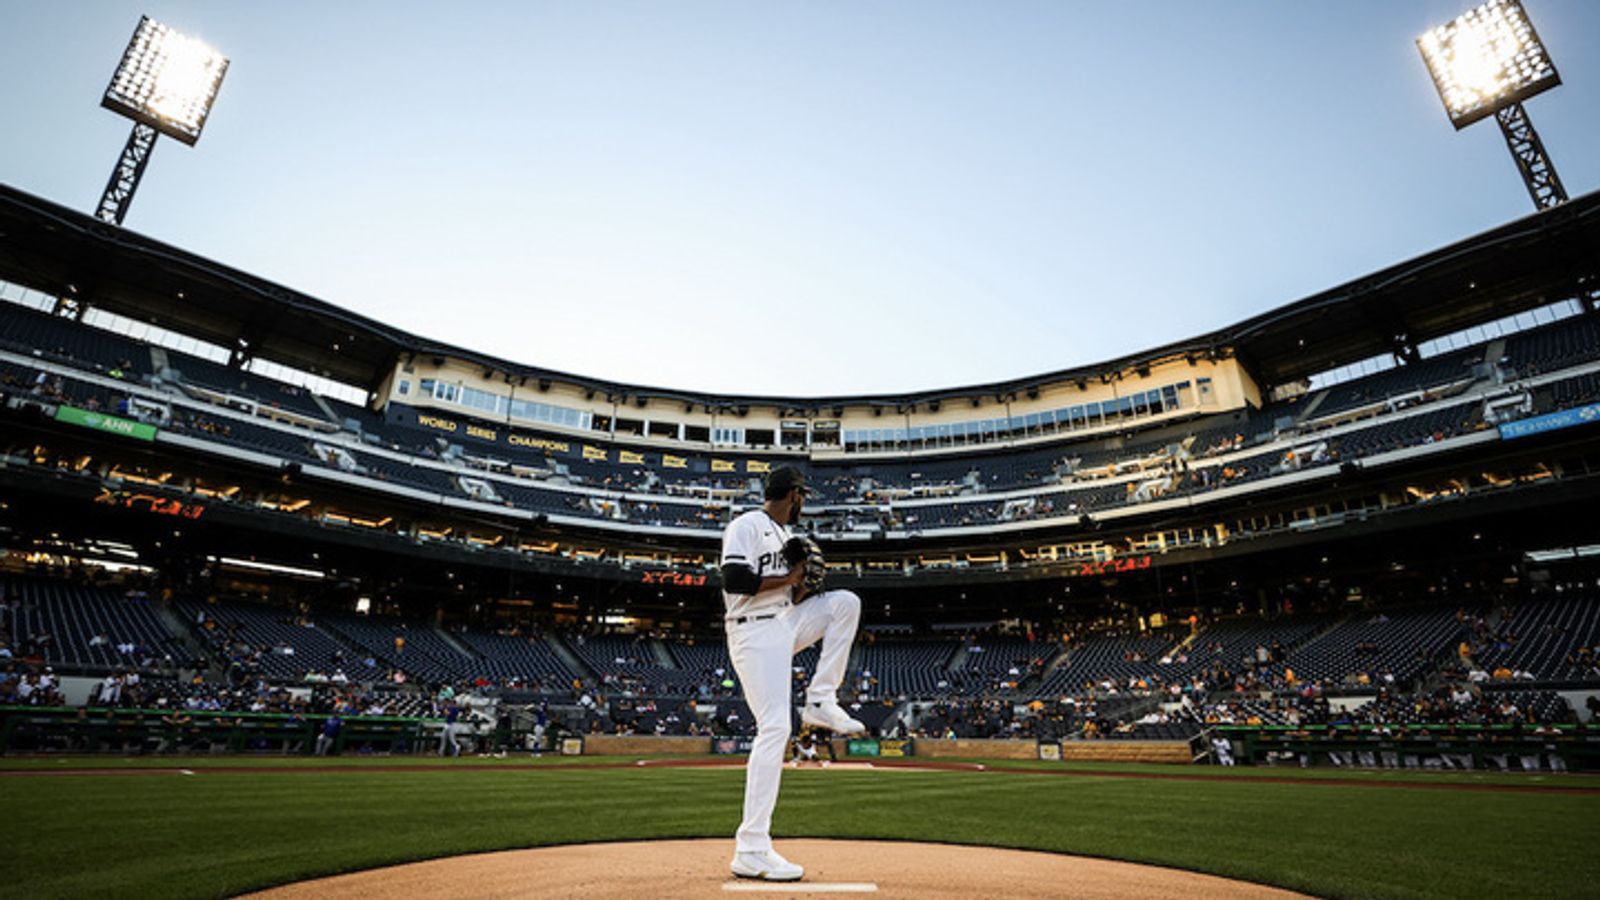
[
  {"xmin": 721, "ymin": 467, "xmax": 862, "ymax": 883},
  {"xmin": 99, "ymin": 674, "xmax": 122, "ymax": 706}
]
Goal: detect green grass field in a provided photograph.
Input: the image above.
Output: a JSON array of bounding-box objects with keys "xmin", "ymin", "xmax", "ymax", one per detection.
[{"xmin": 2, "ymin": 756, "xmax": 1596, "ymax": 900}]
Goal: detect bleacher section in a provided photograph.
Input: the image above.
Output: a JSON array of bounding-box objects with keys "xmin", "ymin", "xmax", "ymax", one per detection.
[
  {"xmin": 0, "ymin": 302, "xmax": 151, "ymax": 377},
  {"xmin": 1473, "ymin": 595, "xmax": 1600, "ymax": 681},
  {"xmin": 958, "ymin": 637, "xmax": 1055, "ymax": 692},
  {"xmin": 174, "ymin": 597, "xmax": 360, "ymax": 682},
  {"xmin": 1501, "ymin": 314, "xmax": 1600, "ymax": 377},
  {"xmin": 166, "ymin": 350, "xmax": 332, "ymax": 421},
  {"xmin": 450, "ymin": 630, "xmax": 577, "ymax": 688},
  {"xmin": 1283, "ymin": 606, "xmax": 1463, "ymax": 687},
  {"xmin": 1478, "ymin": 688, "xmax": 1574, "ymax": 721},
  {"xmin": 1179, "ymin": 615, "xmax": 1338, "ymax": 681},
  {"xmin": 4, "ymin": 569, "xmax": 1597, "ymax": 747},
  {"xmin": 565, "ymin": 634, "xmax": 687, "ymax": 693},
  {"xmin": 854, "ymin": 639, "xmax": 958, "ymax": 697},
  {"xmin": 1036, "ymin": 630, "xmax": 1183, "ymax": 696},
  {"xmin": 1, "ymin": 576, "xmax": 191, "ymax": 670},
  {"xmin": 1311, "ymin": 347, "xmax": 1482, "ymax": 419},
  {"xmin": 319, "ymin": 613, "xmax": 474, "ymax": 685}
]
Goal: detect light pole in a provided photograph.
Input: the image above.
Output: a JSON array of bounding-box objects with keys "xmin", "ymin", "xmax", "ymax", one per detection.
[{"xmin": 96, "ymin": 15, "xmax": 230, "ymax": 226}]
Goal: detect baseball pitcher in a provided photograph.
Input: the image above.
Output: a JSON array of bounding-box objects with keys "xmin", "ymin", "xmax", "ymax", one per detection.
[{"xmin": 720, "ymin": 465, "xmax": 863, "ymax": 882}]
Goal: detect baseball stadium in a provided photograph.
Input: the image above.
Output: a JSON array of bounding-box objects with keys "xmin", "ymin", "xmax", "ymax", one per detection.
[{"xmin": 3, "ymin": 4, "xmax": 1599, "ymax": 899}]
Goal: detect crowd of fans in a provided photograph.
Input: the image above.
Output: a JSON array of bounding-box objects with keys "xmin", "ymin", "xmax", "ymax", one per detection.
[{"xmin": 3, "ymin": 555, "xmax": 1597, "ymax": 754}]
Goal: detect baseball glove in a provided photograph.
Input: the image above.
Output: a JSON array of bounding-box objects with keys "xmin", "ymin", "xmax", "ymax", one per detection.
[{"xmin": 782, "ymin": 535, "xmax": 827, "ymax": 599}]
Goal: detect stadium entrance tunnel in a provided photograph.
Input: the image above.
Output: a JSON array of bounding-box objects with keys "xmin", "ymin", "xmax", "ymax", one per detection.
[{"xmin": 241, "ymin": 838, "xmax": 1314, "ymax": 899}]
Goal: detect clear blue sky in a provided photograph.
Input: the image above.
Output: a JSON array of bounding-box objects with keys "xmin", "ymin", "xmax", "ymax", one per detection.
[{"xmin": 2, "ymin": 2, "xmax": 1596, "ymax": 397}]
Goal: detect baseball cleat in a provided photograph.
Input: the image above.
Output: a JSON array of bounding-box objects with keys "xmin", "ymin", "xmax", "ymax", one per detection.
[
  {"xmin": 731, "ymin": 850, "xmax": 804, "ymax": 882},
  {"xmin": 801, "ymin": 701, "xmax": 866, "ymax": 735}
]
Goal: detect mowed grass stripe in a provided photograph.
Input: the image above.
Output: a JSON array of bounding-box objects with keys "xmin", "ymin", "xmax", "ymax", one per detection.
[
  {"xmin": 5, "ymin": 754, "xmax": 1597, "ymax": 791},
  {"xmin": 3, "ymin": 752, "xmax": 1600, "ymax": 787},
  {"xmin": 2, "ymin": 767, "xmax": 1595, "ymax": 900}
]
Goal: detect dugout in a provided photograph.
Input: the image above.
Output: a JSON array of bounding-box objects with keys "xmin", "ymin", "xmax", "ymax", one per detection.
[
  {"xmin": 1217, "ymin": 723, "xmax": 1600, "ymax": 771},
  {"xmin": 0, "ymin": 706, "xmax": 440, "ymax": 756}
]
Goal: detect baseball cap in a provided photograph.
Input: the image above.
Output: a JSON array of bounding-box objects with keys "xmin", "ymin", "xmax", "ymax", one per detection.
[{"xmin": 764, "ymin": 465, "xmax": 808, "ymax": 500}]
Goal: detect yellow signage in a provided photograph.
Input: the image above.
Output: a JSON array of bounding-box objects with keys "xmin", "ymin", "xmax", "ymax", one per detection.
[
  {"xmin": 508, "ymin": 434, "xmax": 570, "ymax": 453},
  {"xmin": 619, "ymin": 450, "xmax": 645, "ymax": 465},
  {"xmin": 662, "ymin": 454, "xmax": 687, "ymax": 469},
  {"xmin": 712, "ymin": 459, "xmax": 735, "ymax": 472},
  {"xmin": 747, "ymin": 460, "xmax": 771, "ymax": 473},
  {"xmin": 582, "ymin": 445, "xmax": 608, "ymax": 461},
  {"xmin": 417, "ymin": 414, "xmax": 458, "ymax": 433}
]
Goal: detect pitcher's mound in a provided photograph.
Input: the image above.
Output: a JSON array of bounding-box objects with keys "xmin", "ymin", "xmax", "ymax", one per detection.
[{"xmin": 241, "ymin": 838, "xmax": 1315, "ymax": 899}]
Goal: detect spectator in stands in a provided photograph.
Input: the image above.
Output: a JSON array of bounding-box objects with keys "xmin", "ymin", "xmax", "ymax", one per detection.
[{"xmin": 98, "ymin": 672, "xmax": 123, "ymax": 707}]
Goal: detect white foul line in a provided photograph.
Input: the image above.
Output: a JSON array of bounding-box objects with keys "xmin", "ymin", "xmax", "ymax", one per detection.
[{"xmin": 723, "ymin": 877, "xmax": 883, "ymax": 883}]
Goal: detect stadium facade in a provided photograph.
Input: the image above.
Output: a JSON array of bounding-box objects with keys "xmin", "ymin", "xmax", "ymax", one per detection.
[{"xmin": 1, "ymin": 181, "xmax": 1599, "ymax": 634}]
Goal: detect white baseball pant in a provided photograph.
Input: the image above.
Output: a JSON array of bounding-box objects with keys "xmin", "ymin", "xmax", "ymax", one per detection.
[{"xmin": 727, "ymin": 589, "xmax": 860, "ymax": 853}]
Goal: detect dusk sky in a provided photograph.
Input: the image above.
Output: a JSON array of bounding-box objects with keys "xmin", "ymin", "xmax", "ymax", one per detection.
[{"xmin": 2, "ymin": 1, "xmax": 1596, "ymax": 397}]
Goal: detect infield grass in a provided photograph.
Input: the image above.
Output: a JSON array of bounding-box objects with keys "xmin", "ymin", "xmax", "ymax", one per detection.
[{"xmin": 2, "ymin": 756, "xmax": 1595, "ymax": 900}]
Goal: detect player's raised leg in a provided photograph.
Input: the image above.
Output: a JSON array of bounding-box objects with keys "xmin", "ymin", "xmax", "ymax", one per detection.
[{"xmin": 792, "ymin": 589, "xmax": 864, "ymax": 734}]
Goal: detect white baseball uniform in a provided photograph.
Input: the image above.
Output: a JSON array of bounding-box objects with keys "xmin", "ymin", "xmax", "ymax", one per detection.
[{"xmin": 722, "ymin": 508, "xmax": 860, "ymax": 854}]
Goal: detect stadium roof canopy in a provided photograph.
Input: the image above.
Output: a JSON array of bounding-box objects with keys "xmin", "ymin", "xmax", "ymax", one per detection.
[{"xmin": 0, "ymin": 180, "xmax": 1596, "ymax": 405}]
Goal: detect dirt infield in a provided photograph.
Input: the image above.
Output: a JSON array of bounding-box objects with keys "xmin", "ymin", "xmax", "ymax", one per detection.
[{"xmin": 238, "ymin": 838, "xmax": 1318, "ymax": 899}]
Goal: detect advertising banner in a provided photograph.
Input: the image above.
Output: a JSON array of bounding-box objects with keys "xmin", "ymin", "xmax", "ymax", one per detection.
[
  {"xmin": 713, "ymin": 737, "xmax": 756, "ymax": 755},
  {"xmin": 1499, "ymin": 403, "xmax": 1600, "ymax": 440},
  {"xmin": 55, "ymin": 405, "xmax": 156, "ymax": 441},
  {"xmin": 847, "ymin": 738, "xmax": 880, "ymax": 757},
  {"xmin": 878, "ymin": 739, "xmax": 913, "ymax": 758}
]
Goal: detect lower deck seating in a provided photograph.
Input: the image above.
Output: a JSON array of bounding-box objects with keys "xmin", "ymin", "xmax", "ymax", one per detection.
[{"xmin": 2, "ymin": 576, "xmax": 192, "ymax": 670}]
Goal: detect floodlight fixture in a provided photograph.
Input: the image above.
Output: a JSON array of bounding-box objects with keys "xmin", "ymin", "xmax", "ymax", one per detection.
[
  {"xmin": 94, "ymin": 16, "xmax": 229, "ymax": 226},
  {"xmin": 1417, "ymin": 0, "xmax": 1567, "ymax": 209}
]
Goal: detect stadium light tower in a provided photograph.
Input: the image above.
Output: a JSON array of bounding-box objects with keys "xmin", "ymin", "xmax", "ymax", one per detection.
[
  {"xmin": 95, "ymin": 16, "xmax": 229, "ymax": 226},
  {"xmin": 1417, "ymin": 0, "xmax": 1567, "ymax": 210}
]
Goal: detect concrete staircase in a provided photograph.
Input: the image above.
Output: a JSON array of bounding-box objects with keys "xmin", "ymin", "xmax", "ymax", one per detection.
[
  {"xmin": 432, "ymin": 625, "xmax": 481, "ymax": 664},
  {"xmin": 552, "ymin": 636, "xmax": 597, "ymax": 682}
]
